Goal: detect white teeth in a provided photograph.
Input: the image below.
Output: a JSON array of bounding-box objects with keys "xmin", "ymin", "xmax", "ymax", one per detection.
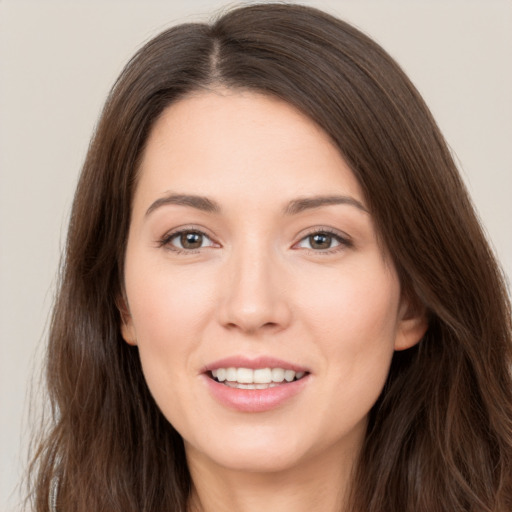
[
  {"xmin": 254, "ymin": 368, "xmax": 272, "ymax": 384},
  {"xmin": 224, "ymin": 382, "xmax": 280, "ymax": 390},
  {"xmin": 226, "ymin": 367, "xmax": 237, "ymax": 381},
  {"xmin": 271, "ymin": 368, "xmax": 285, "ymax": 382},
  {"xmin": 237, "ymin": 367, "xmax": 253, "ymax": 383},
  {"xmin": 210, "ymin": 367, "xmax": 307, "ymax": 385},
  {"xmin": 284, "ymin": 369, "xmax": 295, "ymax": 382}
]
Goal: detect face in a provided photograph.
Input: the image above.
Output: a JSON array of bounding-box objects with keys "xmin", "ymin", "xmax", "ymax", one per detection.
[{"xmin": 121, "ymin": 89, "xmax": 426, "ymax": 475}]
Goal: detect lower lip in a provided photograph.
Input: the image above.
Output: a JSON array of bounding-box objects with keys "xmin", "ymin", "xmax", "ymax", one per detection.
[{"xmin": 203, "ymin": 374, "xmax": 310, "ymax": 413}]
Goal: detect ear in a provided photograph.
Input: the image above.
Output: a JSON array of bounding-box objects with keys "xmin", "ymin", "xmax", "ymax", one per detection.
[
  {"xmin": 117, "ymin": 294, "xmax": 137, "ymax": 346},
  {"xmin": 394, "ymin": 295, "xmax": 428, "ymax": 351}
]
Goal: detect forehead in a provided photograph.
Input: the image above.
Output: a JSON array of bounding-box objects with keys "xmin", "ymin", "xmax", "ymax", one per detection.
[{"xmin": 135, "ymin": 89, "xmax": 365, "ymax": 211}]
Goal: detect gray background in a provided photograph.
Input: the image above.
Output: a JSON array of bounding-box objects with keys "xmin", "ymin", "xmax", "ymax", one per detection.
[{"xmin": 1, "ymin": 1, "xmax": 511, "ymax": 510}]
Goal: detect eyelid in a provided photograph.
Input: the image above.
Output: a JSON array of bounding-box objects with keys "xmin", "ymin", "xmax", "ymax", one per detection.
[
  {"xmin": 157, "ymin": 224, "xmax": 352, "ymax": 255},
  {"xmin": 157, "ymin": 225, "xmax": 220, "ymax": 252},
  {"xmin": 292, "ymin": 226, "xmax": 353, "ymax": 253}
]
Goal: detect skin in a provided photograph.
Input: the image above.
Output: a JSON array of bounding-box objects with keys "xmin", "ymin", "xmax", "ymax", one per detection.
[{"xmin": 120, "ymin": 89, "xmax": 427, "ymax": 512}]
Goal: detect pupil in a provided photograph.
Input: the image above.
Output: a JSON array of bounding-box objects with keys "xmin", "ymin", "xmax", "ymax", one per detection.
[
  {"xmin": 181, "ymin": 232, "xmax": 202, "ymax": 249},
  {"xmin": 310, "ymin": 233, "xmax": 331, "ymax": 249}
]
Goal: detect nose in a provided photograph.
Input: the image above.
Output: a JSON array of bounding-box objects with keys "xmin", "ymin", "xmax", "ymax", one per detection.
[{"xmin": 217, "ymin": 243, "xmax": 292, "ymax": 335}]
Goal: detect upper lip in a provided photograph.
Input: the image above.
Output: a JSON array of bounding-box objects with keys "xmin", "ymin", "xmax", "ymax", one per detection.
[{"xmin": 202, "ymin": 356, "xmax": 310, "ymax": 374}]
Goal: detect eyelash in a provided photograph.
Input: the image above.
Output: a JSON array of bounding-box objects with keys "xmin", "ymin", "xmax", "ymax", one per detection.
[
  {"xmin": 158, "ymin": 226, "xmax": 216, "ymax": 254},
  {"xmin": 294, "ymin": 227, "xmax": 353, "ymax": 254},
  {"xmin": 158, "ymin": 226, "xmax": 352, "ymax": 255}
]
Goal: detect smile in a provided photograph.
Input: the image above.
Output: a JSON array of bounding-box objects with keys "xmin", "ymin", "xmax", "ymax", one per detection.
[
  {"xmin": 203, "ymin": 358, "xmax": 311, "ymax": 412},
  {"xmin": 211, "ymin": 367, "xmax": 307, "ymax": 389}
]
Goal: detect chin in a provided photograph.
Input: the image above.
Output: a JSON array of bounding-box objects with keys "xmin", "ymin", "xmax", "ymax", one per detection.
[{"xmin": 185, "ymin": 427, "xmax": 310, "ymax": 474}]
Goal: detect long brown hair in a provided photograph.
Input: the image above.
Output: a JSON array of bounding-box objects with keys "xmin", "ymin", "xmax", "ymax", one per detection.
[{"xmin": 28, "ymin": 3, "xmax": 512, "ymax": 511}]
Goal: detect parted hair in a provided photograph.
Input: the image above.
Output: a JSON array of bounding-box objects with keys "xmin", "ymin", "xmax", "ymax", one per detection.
[{"xmin": 29, "ymin": 3, "xmax": 512, "ymax": 511}]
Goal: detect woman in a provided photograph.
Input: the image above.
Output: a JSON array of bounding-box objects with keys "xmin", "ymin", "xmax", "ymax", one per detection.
[{"xmin": 29, "ymin": 3, "xmax": 512, "ymax": 511}]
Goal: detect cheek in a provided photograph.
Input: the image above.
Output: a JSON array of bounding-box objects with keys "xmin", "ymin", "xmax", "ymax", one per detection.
[
  {"xmin": 123, "ymin": 256, "xmax": 218, "ymax": 389},
  {"xmin": 297, "ymin": 257, "xmax": 401, "ymax": 394},
  {"xmin": 123, "ymin": 258, "xmax": 223, "ymax": 432},
  {"xmin": 126, "ymin": 256, "xmax": 216, "ymax": 337},
  {"xmin": 301, "ymin": 257, "xmax": 400, "ymax": 337},
  {"xmin": 300, "ymin": 262, "xmax": 400, "ymax": 439}
]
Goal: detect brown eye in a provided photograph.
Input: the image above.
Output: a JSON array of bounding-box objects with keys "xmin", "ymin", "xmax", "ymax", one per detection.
[
  {"xmin": 309, "ymin": 233, "xmax": 333, "ymax": 250},
  {"xmin": 295, "ymin": 230, "xmax": 348, "ymax": 252},
  {"xmin": 164, "ymin": 230, "xmax": 215, "ymax": 251},
  {"xmin": 180, "ymin": 232, "xmax": 203, "ymax": 249}
]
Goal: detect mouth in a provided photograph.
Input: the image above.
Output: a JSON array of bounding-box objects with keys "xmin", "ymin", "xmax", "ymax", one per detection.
[
  {"xmin": 203, "ymin": 359, "xmax": 311, "ymax": 412},
  {"xmin": 208, "ymin": 367, "xmax": 309, "ymax": 390}
]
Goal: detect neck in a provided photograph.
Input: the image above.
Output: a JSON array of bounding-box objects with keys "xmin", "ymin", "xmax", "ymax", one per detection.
[{"xmin": 186, "ymin": 440, "xmax": 360, "ymax": 512}]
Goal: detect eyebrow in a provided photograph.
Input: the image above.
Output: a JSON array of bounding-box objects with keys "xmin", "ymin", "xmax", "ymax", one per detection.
[
  {"xmin": 284, "ymin": 195, "xmax": 368, "ymax": 215},
  {"xmin": 145, "ymin": 193, "xmax": 221, "ymax": 217},
  {"xmin": 145, "ymin": 192, "xmax": 368, "ymax": 217}
]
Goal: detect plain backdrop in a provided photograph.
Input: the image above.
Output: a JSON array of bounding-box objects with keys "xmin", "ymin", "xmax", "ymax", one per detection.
[{"xmin": 1, "ymin": 1, "xmax": 511, "ymax": 510}]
